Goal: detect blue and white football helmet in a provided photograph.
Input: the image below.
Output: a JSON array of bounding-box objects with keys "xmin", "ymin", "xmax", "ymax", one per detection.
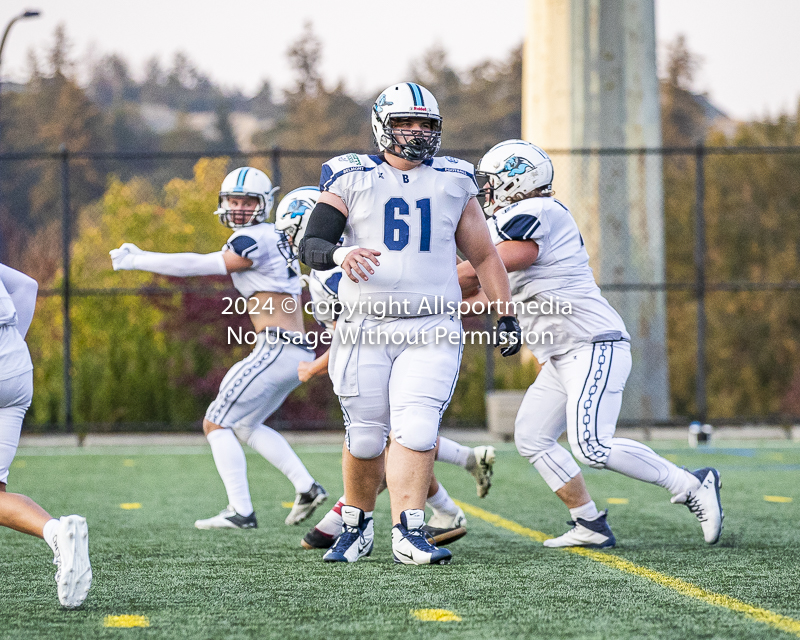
[
  {"xmin": 214, "ymin": 167, "xmax": 279, "ymax": 228},
  {"xmin": 476, "ymin": 140, "xmax": 554, "ymax": 214},
  {"xmin": 371, "ymin": 83, "xmax": 442, "ymax": 162},
  {"xmin": 274, "ymin": 186, "xmax": 321, "ymax": 263}
]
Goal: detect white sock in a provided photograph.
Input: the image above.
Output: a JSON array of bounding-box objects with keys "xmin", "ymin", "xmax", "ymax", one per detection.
[
  {"xmin": 426, "ymin": 483, "xmax": 460, "ymax": 518},
  {"xmin": 436, "ymin": 437, "xmax": 472, "ymax": 468},
  {"xmin": 246, "ymin": 425, "xmax": 314, "ymax": 494},
  {"xmin": 315, "ymin": 498, "xmax": 345, "ymax": 536},
  {"xmin": 605, "ymin": 438, "xmax": 699, "ymax": 496},
  {"xmin": 207, "ymin": 429, "xmax": 253, "ymax": 517},
  {"xmin": 43, "ymin": 518, "xmax": 59, "ymax": 555},
  {"xmin": 569, "ymin": 500, "xmax": 599, "ymax": 522}
]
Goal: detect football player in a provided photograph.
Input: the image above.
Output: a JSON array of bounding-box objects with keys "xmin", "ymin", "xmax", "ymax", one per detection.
[
  {"xmin": 299, "ymin": 83, "xmax": 521, "ymax": 564},
  {"xmin": 0, "ymin": 263, "xmax": 92, "ymax": 608},
  {"xmin": 458, "ymin": 140, "xmax": 723, "ymax": 547},
  {"xmin": 110, "ymin": 167, "xmax": 327, "ymax": 530},
  {"xmin": 275, "ymin": 194, "xmax": 497, "ymax": 549}
]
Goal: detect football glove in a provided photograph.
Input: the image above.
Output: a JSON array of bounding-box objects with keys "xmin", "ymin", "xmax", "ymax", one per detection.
[
  {"xmin": 110, "ymin": 243, "xmax": 144, "ymax": 271},
  {"xmin": 495, "ymin": 315, "xmax": 522, "ymax": 357}
]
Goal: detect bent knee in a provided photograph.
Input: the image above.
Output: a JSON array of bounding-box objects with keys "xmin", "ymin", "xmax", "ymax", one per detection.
[
  {"xmin": 346, "ymin": 425, "xmax": 388, "ymax": 459},
  {"xmin": 571, "ymin": 445, "xmax": 609, "ymax": 469},
  {"xmin": 202, "ymin": 419, "xmax": 224, "ymax": 436}
]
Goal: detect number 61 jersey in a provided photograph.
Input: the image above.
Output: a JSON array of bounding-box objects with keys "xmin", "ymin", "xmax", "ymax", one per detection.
[{"xmin": 319, "ymin": 153, "xmax": 478, "ymax": 317}]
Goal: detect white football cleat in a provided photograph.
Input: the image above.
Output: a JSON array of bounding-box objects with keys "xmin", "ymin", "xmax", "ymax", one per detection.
[
  {"xmin": 543, "ymin": 510, "xmax": 616, "ymax": 548},
  {"xmin": 392, "ymin": 509, "xmax": 452, "ymax": 565},
  {"xmin": 467, "ymin": 445, "xmax": 496, "ymax": 498},
  {"xmin": 323, "ymin": 506, "xmax": 374, "ymax": 563},
  {"xmin": 194, "ymin": 506, "xmax": 257, "ymax": 529},
  {"xmin": 426, "ymin": 507, "xmax": 467, "ymax": 530},
  {"xmin": 53, "ymin": 515, "xmax": 92, "ymax": 609},
  {"xmin": 285, "ymin": 482, "xmax": 328, "ymax": 526},
  {"xmin": 671, "ymin": 467, "xmax": 724, "ymax": 544}
]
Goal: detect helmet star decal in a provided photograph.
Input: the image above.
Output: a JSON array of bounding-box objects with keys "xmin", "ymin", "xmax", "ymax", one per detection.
[
  {"xmin": 374, "ymin": 94, "xmax": 394, "ymax": 114},
  {"xmin": 287, "ymin": 200, "xmax": 311, "ymax": 218},
  {"xmin": 503, "ymin": 156, "xmax": 535, "ymax": 178}
]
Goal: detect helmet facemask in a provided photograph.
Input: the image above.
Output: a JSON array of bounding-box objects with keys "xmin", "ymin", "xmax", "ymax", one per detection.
[
  {"xmin": 216, "ymin": 194, "xmax": 267, "ymax": 228},
  {"xmin": 378, "ymin": 114, "xmax": 443, "ymax": 162}
]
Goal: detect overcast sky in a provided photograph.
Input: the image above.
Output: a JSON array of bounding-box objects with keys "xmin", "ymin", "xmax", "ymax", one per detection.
[{"xmin": 0, "ymin": 0, "xmax": 798, "ymax": 121}]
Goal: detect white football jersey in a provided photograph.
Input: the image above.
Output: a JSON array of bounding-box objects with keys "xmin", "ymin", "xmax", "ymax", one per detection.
[
  {"xmin": 223, "ymin": 223, "xmax": 302, "ymax": 299},
  {"xmin": 308, "ymin": 266, "xmax": 344, "ymax": 331},
  {"xmin": 320, "ymin": 153, "xmax": 478, "ymax": 317},
  {"xmin": 488, "ymin": 197, "xmax": 629, "ymax": 362},
  {"xmin": 0, "ymin": 277, "xmax": 33, "ymax": 381}
]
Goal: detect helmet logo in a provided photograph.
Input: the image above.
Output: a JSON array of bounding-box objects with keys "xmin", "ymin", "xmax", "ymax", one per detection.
[
  {"xmin": 503, "ymin": 156, "xmax": 534, "ymax": 178},
  {"xmin": 287, "ymin": 200, "xmax": 310, "ymax": 219},
  {"xmin": 374, "ymin": 94, "xmax": 394, "ymax": 113}
]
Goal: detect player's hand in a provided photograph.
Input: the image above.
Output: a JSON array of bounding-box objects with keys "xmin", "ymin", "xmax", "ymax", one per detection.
[
  {"xmin": 495, "ymin": 315, "xmax": 522, "ymax": 357},
  {"xmin": 341, "ymin": 248, "xmax": 381, "ymax": 283},
  {"xmin": 110, "ymin": 243, "xmax": 144, "ymax": 271},
  {"xmin": 297, "ymin": 361, "xmax": 315, "ymax": 383}
]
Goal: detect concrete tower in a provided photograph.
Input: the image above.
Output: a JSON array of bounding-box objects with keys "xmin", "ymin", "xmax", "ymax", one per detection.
[{"xmin": 522, "ymin": 0, "xmax": 670, "ymax": 420}]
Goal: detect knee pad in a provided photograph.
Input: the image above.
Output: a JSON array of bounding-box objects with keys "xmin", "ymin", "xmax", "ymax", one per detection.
[
  {"xmin": 346, "ymin": 425, "xmax": 389, "ymax": 459},
  {"xmin": 391, "ymin": 407, "xmax": 439, "ymax": 452}
]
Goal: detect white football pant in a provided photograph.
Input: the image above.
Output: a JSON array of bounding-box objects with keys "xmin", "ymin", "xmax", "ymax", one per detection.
[{"xmin": 0, "ymin": 371, "xmax": 33, "ymax": 484}]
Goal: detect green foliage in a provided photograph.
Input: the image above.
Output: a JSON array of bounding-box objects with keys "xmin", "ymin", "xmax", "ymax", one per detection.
[{"xmin": 26, "ymin": 159, "xmax": 238, "ymax": 428}]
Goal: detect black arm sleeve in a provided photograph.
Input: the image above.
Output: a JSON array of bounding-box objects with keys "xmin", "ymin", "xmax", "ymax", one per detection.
[{"xmin": 298, "ymin": 202, "xmax": 348, "ymax": 270}]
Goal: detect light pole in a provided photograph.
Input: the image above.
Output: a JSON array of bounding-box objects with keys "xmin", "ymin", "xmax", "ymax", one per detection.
[
  {"xmin": 0, "ymin": 9, "xmax": 40, "ymax": 262},
  {"xmin": 0, "ymin": 10, "xmax": 41, "ymax": 125}
]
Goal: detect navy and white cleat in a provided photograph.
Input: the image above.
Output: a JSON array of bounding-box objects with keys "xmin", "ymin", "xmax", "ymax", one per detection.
[
  {"xmin": 323, "ymin": 506, "xmax": 373, "ymax": 563},
  {"xmin": 392, "ymin": 509, "xmax": 452, "ymax": 565},
  {"xmin": 671, "ymin": 467, "xmax": 724, "ymax": 544},
  {"xmin": 54, "ymin": 515, "xmax": 92, "ymax": 608},
  {"xmin": 285, "ymin": 481, "xmax": 329, "ymax": 525},
  {"xmin": 194, "ymin": 506, "xmax": 257, "ymax": 530},
  {"xmin": 543, "ymin": 510, "xmax": 616, "ymax": 548}
]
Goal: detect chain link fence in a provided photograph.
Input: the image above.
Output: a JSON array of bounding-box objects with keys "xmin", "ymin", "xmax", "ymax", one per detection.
[{"xmin": 2, "ymin": 145, "xmax": 799, "ymax": 433}]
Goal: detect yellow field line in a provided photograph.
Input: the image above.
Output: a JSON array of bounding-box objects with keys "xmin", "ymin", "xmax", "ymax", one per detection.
[{"xmin": 455, "ymin": 500, "xmax": 800, "ymax": 638}]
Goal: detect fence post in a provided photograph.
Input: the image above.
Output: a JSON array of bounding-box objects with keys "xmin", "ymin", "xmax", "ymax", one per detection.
[
  {"xmin": 484, "ymin": 313, "xmax": 495, "ymax": 393},
  {"xmin": 694, "ymin": 144, "xmax": 707, "ymax": 423},
  {"xmin": 60, "ymin": 145, "xmax": 73, "ymax": 435},
  {"xmin": 270, "ymin": 146, "xmax": 282, "ymax": 192}
]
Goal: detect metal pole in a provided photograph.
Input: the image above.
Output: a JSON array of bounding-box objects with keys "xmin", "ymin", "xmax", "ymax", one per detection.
[
  {"xmin": 270, "ymin": 146, "xmax": 282, "ymax": 194},
  {"xmin": 60, "ymin": 145, "xmax": 73, "ymax": 434},
  {"xmin": 694, "ymin": 144, "xmax": 707, "ymax": 422},
  {"xmin": 484, "ymin": 313, "xmax": 495, "ymax": 393}
]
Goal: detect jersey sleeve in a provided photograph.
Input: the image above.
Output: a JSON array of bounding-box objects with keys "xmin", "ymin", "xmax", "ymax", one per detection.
[
  {"xmin": 430, "ymin": 157, "xmax": 480, "ymax": 199},
  {"xmin": 225, "ymin": 226, "xmax": 273, "ymax": 267},
  {"xmin": 318, "ymin": 154, "xmax": 375, "ymax": 211},
  {"xmin": 309, "ymin": 267, "xmax": 344, "ymax": 330},
  {"xmin": 490, "ymin": 201, "xmax": 548, "ymax": 244}
]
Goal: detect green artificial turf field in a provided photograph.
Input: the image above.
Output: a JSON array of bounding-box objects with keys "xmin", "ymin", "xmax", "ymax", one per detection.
[{"xmin": 2, "ymin": 440, "xmax": 799, "ymax": 639}]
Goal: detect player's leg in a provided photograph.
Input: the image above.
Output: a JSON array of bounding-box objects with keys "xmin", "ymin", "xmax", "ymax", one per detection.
[
  {"xmin": 563, "ymin": 341, "xmax": 723, "ymax": 544},
  {"xmin": 514, "ymin": 361, "xmax": 615, "ymax": 548},
  {"xmin": 387, "ymin": 314, "xmax": 462, "ymax": 565},
  {"xmin": 322, "ymin": 337, "xmax": 391, "ymax": 563},
  {"xmin": 198, "ymin": 337, "xmax": 325, "ymax": 528},
  {"xmin": 228, "ymin": 343, "xmax": 327, "ymax": 525},
  {"xmin": 420, "ymin": 475, "xmax": 467, "ymax": 546},
  {"xmin": 435, "ymin": 436, "xmax": 496, "ymax": 498},
  {"xmin": 0, "ymin": 371, "xmax": 91, "ymax": 607}
]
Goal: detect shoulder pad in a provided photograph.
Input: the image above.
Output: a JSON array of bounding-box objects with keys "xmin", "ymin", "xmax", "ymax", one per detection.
[
  {"xmin": 319, "ymin": 154, "xmax": 377, "ymax": 191},
  {"xmin": 426, "ymin": 156, "xmax": 478, "ymax": 189}
]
